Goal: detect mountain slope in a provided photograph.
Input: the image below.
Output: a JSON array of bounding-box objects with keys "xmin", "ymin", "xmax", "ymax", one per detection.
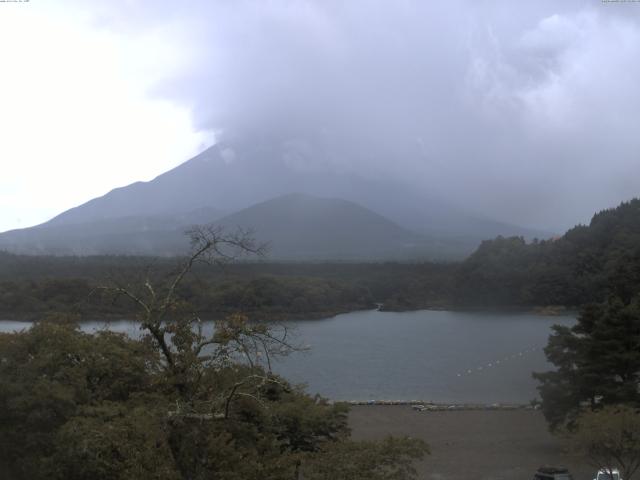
[
  {"xmin": 1, "ymin": 142, "xmax": 552, "ymax": 258},
  {"xmin": 41, "ymin": 142, "xmax": 549, "ymax": 238},
  {"xmin": 0, "ymin": 193, "xmax": 440, "ymax": 259},
  {"xmin": 214, "ymin": 193, "xmax": 432, "ymax": 260},
  {"xmin": 0, "ymin": 207, "xmax": 224, "ymax": 255}
]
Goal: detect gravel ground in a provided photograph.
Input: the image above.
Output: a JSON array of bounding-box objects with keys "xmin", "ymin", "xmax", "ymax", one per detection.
[{"xmin": 349, "ymin": 406, "xmax": 594, "ymax": 480}]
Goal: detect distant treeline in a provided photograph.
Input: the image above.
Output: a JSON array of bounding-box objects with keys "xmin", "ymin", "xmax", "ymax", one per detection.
[
  {"xmin": 0, "ymin": 255, "xmax": 452, "ymax": 320},
  {"xmin": 2, "ymin": 198, "xmax": 640, "ymax": 318}
]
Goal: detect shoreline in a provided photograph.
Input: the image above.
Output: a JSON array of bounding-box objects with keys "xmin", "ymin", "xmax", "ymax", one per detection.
[{"xmin": 0, "ymin": 304, "xmax": 578, "ymax": 324}]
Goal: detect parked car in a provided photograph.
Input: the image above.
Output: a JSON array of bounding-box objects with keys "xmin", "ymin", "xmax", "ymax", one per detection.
[
  {"xmin": 593, "ymin": 468, "xmax": 622, "ymax": 480},
  {"xmin": 534, "ymin": 466, "xmax": 574, "ymax": 480}
]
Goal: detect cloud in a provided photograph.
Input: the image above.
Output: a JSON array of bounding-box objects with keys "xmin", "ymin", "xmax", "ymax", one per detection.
[
  {"xmin": 0, "ymin": 2, "xmax": 213, "ymax": 232},
  {"xmin": 26, "ymin": 1, "xmax": 640, "ymax": 230}
]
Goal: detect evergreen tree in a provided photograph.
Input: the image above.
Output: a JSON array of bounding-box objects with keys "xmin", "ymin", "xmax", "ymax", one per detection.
[{"xmin": 534, "ymin": 295, "xmax": 640, "ymax": 429}]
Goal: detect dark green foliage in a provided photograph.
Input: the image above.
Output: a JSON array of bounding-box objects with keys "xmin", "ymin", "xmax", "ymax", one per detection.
[
  {"xmin": 534, "ymin": 295, "xmax": 640, "ymax": 429},
  {"xmin": 0, "ymin": 320, "xmax": 427, "ymax": 480},
  {"xmin": 2, "ymin": 197, "xmax": 640, "ymax": 314},
  {"xmin": 0, "ymin": 255, "xmax": 452, "ymax": 319},
  {"xmin": 0, "ymin": 226, "xmax": 428, "ymax": 479},
  {"xmin": 0, "ymin": 321, "xmax": 162, "ymax": 479},
  {"xmin": 453, "ymin": 236, "xmax": 532, "ymax": 306},
  {"xmin": 194, "ymin": 275, "xmax": 375, "ymax": 317},
  {"xmin": 454, "ymin": 199, "xmax": 640, "ymax": 307}
]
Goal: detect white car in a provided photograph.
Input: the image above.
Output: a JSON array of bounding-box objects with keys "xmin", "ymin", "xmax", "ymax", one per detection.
[{"xmin": 594, "ymin": 469, "xmax": 622, "ymax": 480}]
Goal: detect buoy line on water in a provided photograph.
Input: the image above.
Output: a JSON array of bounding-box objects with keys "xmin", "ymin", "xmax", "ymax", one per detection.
[
  {"xmin": 346, "ymin": 400, "xmax": 538, "ymax": 411},
  {"xmin": 455, "ymin": 346, "xmax": 541, "ymax": 378}
]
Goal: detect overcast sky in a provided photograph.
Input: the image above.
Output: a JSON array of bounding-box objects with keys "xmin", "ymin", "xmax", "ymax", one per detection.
[{"xmin": 1, "ymin": 0, "xmax": 640, "ymax": 233}]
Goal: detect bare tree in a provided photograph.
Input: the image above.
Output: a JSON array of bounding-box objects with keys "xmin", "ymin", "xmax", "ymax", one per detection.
[
  {"xmin": 98, "ymin": 225, "xmax": 297, "ymax": 419},
  {"xmin": 571, "ymin": 405, "xmax": 640, "ymax": 480}
]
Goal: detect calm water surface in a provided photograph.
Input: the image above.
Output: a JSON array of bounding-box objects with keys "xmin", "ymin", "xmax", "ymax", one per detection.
[{"xmin": 0, "ymin": 310, "xmax": 573, "ymax": 404}]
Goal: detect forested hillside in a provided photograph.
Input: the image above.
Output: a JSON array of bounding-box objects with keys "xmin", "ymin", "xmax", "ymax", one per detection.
[
  {"xmin": 453, "ymin": 199, "xmax": 640, "ymax": 307},
  {"xmin": 2, "ymin": 198, "xmax": 639, "ymax": 317}
]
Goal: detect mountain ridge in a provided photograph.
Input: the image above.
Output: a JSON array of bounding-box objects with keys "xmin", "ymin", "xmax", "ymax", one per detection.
[
  {"xmin": 0, "ymin": 193, "xmax": 444, "ymax": 259},
  {"xmin": 213, "ymin": 193, "xmax": 432, "ymax": 260},
  {"xmin": 1, "ymin": 143, "xmax": 554, "ymax": 258}
]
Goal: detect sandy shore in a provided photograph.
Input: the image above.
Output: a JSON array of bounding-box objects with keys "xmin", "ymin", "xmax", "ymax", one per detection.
[{"xmin": 349, "ymin": 406, "xmax": 593, "ymax": 480}]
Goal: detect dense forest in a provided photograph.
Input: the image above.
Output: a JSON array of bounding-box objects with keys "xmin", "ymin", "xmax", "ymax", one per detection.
[
  {"xmin": 1, "ymin": 199, "xmax": 640, "ymax": 319},
  {"xmin": 0, "ymin": 228, "xmax": 428, "ymax": 479},
  {"xmin": 0, "ymin": 254, "xmax": 452, "ymax": 320},
  {"xmin": 453, "ymin": 199, "xmax": 640, "ymax": 307}
]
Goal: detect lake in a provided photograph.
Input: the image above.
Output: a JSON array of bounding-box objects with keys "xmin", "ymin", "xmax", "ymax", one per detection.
[{"xmin": 0, "ymin": 309, "xmax": 573, "ymax": 404}]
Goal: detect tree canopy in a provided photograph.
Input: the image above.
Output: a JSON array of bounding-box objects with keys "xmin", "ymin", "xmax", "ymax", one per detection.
[
  {"xmin": 454, "ymin": 199, "xmax": 640, "ymax": 308},
  {"xmin": 534, "ymin": 295, "xmax": 640, "ymax": 429},
  {"xmin": 0, "ymin": 227, "xmax": 428, "ymax": 479},
  {"xmin": 570, "ymin": 405, "xmax": 640, "ymax": 480}
]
